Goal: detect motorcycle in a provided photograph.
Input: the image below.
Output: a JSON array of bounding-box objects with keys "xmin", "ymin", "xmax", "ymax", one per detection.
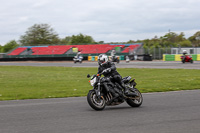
[
  {"xmin": 180, "ymin": 55, "xmax": 193, "ymax": 63},
  {"xmin": 125, "ymin": 56, "xmax": 130, "ymax": 63},
  {"xmin": 73, "ymin": 55, "xmax": 83, "ymax": 63},
  {"xmin": 86, "ymin": 73, "xmax": 143, "ymax": 111},
  {"xmin": 110, "ymin": 56, "xmax": 120, "ymax": 63}
]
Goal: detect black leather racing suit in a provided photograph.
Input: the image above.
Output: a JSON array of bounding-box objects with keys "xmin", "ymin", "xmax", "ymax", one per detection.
[{"xmin": 97, "ymin": 61, "xmax": 124, "ymax": 92}]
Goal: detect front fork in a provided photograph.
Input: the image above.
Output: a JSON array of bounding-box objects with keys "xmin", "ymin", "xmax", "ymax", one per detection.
[{"xmin": 94, "ymin": 82, "xmax": 101, "ymax": 99}]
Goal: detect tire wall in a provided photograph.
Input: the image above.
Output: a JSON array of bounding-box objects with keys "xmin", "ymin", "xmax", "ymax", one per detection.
[{"xmin": 88, "ymin": 55, "xmax": 125, "ymax": 61}]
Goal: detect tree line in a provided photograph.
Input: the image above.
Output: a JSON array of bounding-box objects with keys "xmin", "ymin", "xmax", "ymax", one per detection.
[{"xmin": 0, "ymin": 23, "xmax": 200, "ymax": 53}]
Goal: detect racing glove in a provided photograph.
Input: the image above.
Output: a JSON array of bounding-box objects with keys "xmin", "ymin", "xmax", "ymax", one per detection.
[{"xmin": 102, "ymin": 68, "xmax": 111, "ymax": 74}]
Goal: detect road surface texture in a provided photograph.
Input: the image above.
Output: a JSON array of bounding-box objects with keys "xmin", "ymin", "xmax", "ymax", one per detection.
[
  {"xmin": 0, "ymin": 61, "xmax": 200, "ymax": 133},
  {"xmin": 0, "ymin": 90, "xmax": 200, "ymax": 133},
  {"xmin": 0, "ymin": 60, "xmax": 200, "ymax": 69}
]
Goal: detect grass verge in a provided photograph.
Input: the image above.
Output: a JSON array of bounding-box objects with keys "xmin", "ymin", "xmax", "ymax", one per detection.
[{"xmin": 0, "ymin": 66, "xmax": 199, "ymax": 100}]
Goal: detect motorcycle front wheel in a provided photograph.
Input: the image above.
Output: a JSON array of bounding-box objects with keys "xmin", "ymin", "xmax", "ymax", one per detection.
[
  {"xmin": 87, "ymin": 90, "xmax": 106, "ymax": 111},
  {"xmin": 126, "ymin": 88, "xmax": 143, "ymax": 107}
]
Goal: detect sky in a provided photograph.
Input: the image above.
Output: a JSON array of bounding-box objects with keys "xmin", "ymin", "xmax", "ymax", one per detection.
[{"xmin": 0, "ymin": 0, "xmax": 200, "ymax": 45}]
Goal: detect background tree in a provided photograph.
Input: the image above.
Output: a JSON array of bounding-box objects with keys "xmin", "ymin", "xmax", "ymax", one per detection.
[
  {"xmin": 2, "ymin": 40, "xmax": 19, "ymax": 53},
  {"xmin": 59, "ymin": 36, "xmax": 72, "ymax": 44},
  {"xmin": 19, "ymin": 24, "xmax": 60, "ymax": 46},
  {"xmin": 176, "ymin": 32, "xmax": 186, "ymax": 42},
  {"xmin": 127, "ymin": 40, "xmax": 136, "ymax": 43},
  {"xmin": 188, "ymin": 31, "xmax": 200, "ymax": 47},
  {"xmin": 0, "ymin": 45, "xmax": 2, "ymax": 53},
  {"xmin": 97, "ymin": 41, "xmax": 104, "ymax": 44},
  {"xmin": 70, "ymin": 33, "xmax": 95, "ymax": 45},
  {"xmin": 178, "ymin": 40, "xmax": 192, "ymax": 47},
  {"xmin": 161, "ymin": 32, "xmax": 178, "ymax": 47}
]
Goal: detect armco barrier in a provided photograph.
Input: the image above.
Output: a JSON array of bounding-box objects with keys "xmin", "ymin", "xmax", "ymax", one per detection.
[
  {"xmin": 0, "ymin": 57, "xmax": 82, "ymax": 61},
  {"xmin": 120, "ymin": 55, "xmax": 124, "ymax": 60},
  {"xmin": 88, "ymin": 56, "xmax": 92, "ymax": 61},
  {"xmin": 164, "ymin": 55, "xmax": 175, "ymax": 61},
  {"xmin": 163, "ymin": 55, "xmax": 165, "ymax": 61},
  {"xmin": 175, "ymin": 54, "xmax": 182, "ymax": 61},
  {"xmin": 88, "ymin": 55, "xmax": 125, "ymax": 61},
  {"xmin": 95, "ymin": 56, "xmax": 98, "ymax": 61},
  {"xmin": 197, "ymin": 54, "xmax": 200, "ymax": 61},
  {"xmin": 163, "ymin": 54, "xmax": 200, "ymax": 61},
  {"xmin": 91, "ymin": 56, "xmax": 95, "ymax": 61},
  {"xmin": 192, "ymin": 55, "xmax": 197, "ymax": 61}
]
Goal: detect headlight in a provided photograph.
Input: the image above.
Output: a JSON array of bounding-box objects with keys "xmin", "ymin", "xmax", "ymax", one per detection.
[{"xmin": 90, "ymin": 77, "xmax": 97, "ymax": 86}]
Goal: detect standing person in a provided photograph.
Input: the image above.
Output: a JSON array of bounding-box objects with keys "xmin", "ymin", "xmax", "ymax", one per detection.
[
  {"xmin": 182, "ymin": 50, "xmax": 187, "ymax": 61},
  {"xmin": 110, "ymin": 49, "xmax": 116, "ymax": 61}
]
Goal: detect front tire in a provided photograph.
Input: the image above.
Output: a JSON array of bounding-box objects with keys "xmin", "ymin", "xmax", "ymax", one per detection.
[
  {"xmin": 126, "ymin": 88, "xmax": 143, "ymax": 107},
  {"xmin": 87, "ymin": 91, "xmax": 106, "ymax": 111}
]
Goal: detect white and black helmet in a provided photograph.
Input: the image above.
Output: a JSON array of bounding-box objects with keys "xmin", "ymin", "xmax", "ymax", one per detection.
[
  {"xmin": 183, "ymin": 50, "xmax": 187, "ymax": 55},
  {"xmin": 98, "ymin": 54, "xmax": 108, "ymax": 65}
]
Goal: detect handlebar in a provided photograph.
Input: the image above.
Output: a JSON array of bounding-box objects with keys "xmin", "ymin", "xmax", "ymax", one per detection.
[
  {"xmin": 87, "ymin": 73, "xmax": 102, "ymax": 78},
  {"xmin": 97, "ymin": 73, "xmax": 102, "ymax": 77}
]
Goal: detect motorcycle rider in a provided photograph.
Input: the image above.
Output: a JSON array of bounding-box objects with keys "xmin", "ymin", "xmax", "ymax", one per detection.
[
  {"xmin": 97, "ymin": 54, "xmax": 138, "ymax": 97},
  {"xmin": 76, "ymin": 51, "xmax": 81, "ymax": 58},
  {"xmin": 182, "ymin": 50, "xmax": 187, "ymax": 61}
]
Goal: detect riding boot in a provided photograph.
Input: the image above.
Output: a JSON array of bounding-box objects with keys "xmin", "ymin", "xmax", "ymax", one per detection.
[
  {"xmin": 126, "ymin": 91, "xmax": 138, "ymax": 97},
  {"xmin": 124, "ymin": 87, "xmax": 129, "ymax": 95},
  {"xmin": 123, "ymin": 86, "xmax": 138, "ymax": 97}
]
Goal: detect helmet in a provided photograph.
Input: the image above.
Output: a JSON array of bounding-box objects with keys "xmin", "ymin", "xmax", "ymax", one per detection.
[
  {"xmin": 98, "ymin": 54, "xmax": 108, "ymax": 66},
  {"xmin": 183, "ymin": 50, "xmax": 187, "ymax": 55}
]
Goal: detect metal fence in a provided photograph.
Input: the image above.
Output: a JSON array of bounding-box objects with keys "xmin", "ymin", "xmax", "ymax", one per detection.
[
  {"xmin": 133, "ymin": 47, "xmax": 200, "ymax": 60},
  {"xmin": 132, "ymin": 47, "xmax": 172, "ymax": 60}
]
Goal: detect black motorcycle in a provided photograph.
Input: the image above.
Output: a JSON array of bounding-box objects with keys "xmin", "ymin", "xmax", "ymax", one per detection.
[{"xmin": 86, "ymin": 73, "xmax": 143, "ymax": 111}]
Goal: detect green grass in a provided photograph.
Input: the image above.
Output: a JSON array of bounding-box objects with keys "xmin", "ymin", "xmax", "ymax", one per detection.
[{"xmin": 0, "ymin": 66, "xmax": 199, "ymax": 100}]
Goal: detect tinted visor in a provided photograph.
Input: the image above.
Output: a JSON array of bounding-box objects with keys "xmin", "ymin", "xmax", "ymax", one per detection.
[{"xmin": 98, "ymin": 59, "xmax": 105, "ymax": 64}]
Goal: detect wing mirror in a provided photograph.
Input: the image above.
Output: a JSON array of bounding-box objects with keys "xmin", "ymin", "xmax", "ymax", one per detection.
[{"xmin": 87, "ymin": 74, "xmax": 91, "ymax": 78}]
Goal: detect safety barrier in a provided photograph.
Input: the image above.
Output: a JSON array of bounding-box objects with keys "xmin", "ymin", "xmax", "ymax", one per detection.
[
  {"xmin": 88, "ymin": 55, "xmax": 125, "ymax": 61},
  {"xmin": 198, "ymin": 54, "xmax": 200, "ymax": 61},
  {"xmin": 163, "ymin": 54, "xmax": 200, "ymax": 61}
]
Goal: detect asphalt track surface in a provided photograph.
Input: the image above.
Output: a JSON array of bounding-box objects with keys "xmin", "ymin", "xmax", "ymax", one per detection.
[
  {"xmin": 0, "ymin": 90, "xmax": 200, "ymax": 133},
  {"xmin": 0, "ymin": 60, "xmax": 200, "ymax": 69},
  {"xmin": 0, "ymin": 61, "xmax": 200, "ymax": 133}
]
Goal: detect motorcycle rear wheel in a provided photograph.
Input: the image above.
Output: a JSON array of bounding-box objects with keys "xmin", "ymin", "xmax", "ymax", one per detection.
[
  {"xmin": 126, "ymin": 88, "xmax": 143, "ymax": 107},
  {"xmin": 87, "ymin": 91, "xmax": 106, "ymax": 111}
]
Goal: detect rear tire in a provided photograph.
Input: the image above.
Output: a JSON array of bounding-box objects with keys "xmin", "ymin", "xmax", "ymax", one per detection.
[
  {"xmin": 190, "ymin": 60, "xmax": 193, "ymax": 63},
  {"xmin": 87, "ymin": 91, "xmax": 106, "ymax": 111},
  {"xmin": 126, "ymin": 88, "xmax": 143, "ymax": 107}
]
